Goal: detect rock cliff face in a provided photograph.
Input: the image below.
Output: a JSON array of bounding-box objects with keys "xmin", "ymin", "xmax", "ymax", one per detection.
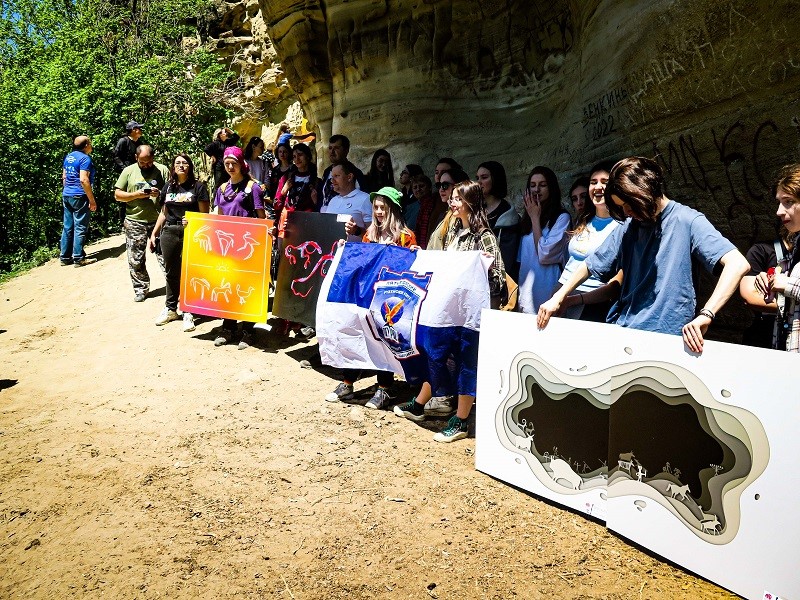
[
  {"xmin": 257, "ymin": 0, "xmax": 800, "ymax": 251},
  {"xmin": 205, "ymin": 0, "xmax": 308, "ymax": 144}
]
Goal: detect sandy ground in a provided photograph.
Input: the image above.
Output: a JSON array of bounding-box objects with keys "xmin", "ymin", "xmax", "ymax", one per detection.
[{"xmin": 0, "ymin": 234, "xmax": 737, "ymax": 599}]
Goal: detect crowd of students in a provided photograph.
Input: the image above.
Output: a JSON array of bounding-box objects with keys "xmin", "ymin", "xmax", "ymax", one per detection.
[{"xmin": 104, "ymin": 126, "xmax": 800, "ymax": 443}]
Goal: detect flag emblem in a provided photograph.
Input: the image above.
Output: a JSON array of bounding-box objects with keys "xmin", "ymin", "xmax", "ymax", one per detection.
[{"xmin": 369, "ymin": 267, "xmax": 431, "ymax": 359}]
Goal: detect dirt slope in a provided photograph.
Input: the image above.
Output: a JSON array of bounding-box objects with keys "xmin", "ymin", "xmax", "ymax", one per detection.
[{"xmin": 0, "ymin": 235, "xmax": 735, "ymax": 599}]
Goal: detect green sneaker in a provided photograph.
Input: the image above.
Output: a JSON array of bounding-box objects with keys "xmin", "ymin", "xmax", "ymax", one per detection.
[
  {"xmin": 433, "ymin": 415, "xmax": 468, "ymax": 443},
  {"xmin": 393, "ymin": 398, "xmax": 426, "ymax": 422}
]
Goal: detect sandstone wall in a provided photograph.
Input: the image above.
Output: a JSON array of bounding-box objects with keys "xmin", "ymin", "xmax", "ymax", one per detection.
[
  {"xmin": 258, "ymin": 0, "xmax": 800, "ymax": 252},
  {"xmin": 205, "ymin": 0, "xmax": 309, "ymax": 144}
]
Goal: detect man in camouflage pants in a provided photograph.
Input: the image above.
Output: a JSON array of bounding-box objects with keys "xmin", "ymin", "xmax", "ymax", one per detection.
[{"xmin": 114, "ymin": 145, "xmax": 168, "ymax": 301}]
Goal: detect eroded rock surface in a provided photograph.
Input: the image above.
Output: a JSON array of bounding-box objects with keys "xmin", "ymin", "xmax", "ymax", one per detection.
[
  {"xmin": 206, "ymin": 0, "xmax": 304, "ymax": 142},
  {"xmin": 258, "ymin": 0, "xmax": 800, "ymax": 252}
]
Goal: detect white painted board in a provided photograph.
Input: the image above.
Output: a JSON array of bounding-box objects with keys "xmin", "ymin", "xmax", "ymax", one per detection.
[
  {"xmin": 476, "ymin": 310, "xmax": 613, "ymax": 520},
  {"xmin": 475, "ymin": 309, "xmax": 800, "ymax": 600}
]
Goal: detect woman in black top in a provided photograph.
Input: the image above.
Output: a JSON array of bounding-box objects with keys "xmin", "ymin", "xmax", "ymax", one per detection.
[
  {"xmin": 268, "ymin": 142, "xmax": 293, "ymax": 204},
  {"xmin": 149, "ymin": 153, "xmax": 210, "ymax": 332},
  {"xmin": 476, "ymin": 161, "xmax": 520, "ymax": 280},
  {"xmin": 739, "ymin": 226, "xmax": 794, "ymax": 348},
  {"xmin": 204, "ymin": 127, "xmax": 240, "ymax": 193},
  {"xmin": 364, "ymin": 149, "xmax": 395, "ymax": 192}
]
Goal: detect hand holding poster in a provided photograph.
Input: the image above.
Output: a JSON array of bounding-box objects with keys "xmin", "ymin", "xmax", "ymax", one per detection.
[
  {"xmin": 317, "ymin": 243, "xmax": 492, "ymax": 394},
  {"xmin": 180, "ymin": 212, "xmax": 273, "ymax": 322}
]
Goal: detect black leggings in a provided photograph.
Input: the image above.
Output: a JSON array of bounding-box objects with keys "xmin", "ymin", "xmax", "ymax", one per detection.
[
  {"xmin": 159, "ymin": 223, "xmax": 184, "ymax": 311},
  {"xmin": 342, "ymin": 369, "xmax": 394, "ymax": 387}
]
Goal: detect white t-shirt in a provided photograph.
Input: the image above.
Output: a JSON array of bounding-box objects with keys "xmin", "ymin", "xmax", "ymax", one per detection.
[
  {"xmin": 559, "ymin": 216, "xmax": 619, "ymax": 292},
  {"xmin": 321, "ymin": 188, "xmax": 372, "ymax": 242}
]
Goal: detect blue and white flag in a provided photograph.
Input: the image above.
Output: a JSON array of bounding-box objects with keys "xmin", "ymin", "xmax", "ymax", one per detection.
[{"xmin": 317, "ymin": 243, "xmax": 492, "ymax": 396}]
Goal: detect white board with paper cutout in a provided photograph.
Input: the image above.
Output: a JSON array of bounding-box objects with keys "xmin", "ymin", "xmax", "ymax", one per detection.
[{"xmin": 475, "ymin": 309, "xmax": 799, "ymax": 600}]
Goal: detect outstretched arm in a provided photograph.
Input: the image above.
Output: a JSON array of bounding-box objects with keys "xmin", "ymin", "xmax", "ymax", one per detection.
[
  {"xmin": 561, "ymin": 270, "xmax": 623, "ymax": 310},
  {"xmin": 682, "ymin": 248, "xmax": 750, "ymax": 353},
  {"xmin": 537, "ymin": 262, "xmax": 591, "ymax": 329}
]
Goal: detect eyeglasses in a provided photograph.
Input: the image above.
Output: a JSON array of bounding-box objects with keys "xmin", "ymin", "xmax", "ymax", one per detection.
[{"xmin": 435, "ymin": 181, "xmax": 454, "ymax": 191}]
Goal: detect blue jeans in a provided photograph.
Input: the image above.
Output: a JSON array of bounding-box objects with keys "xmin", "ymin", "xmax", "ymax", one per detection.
[{"xmin": 60, "ymin": 194, "xmax": 90, "ymax": 262}]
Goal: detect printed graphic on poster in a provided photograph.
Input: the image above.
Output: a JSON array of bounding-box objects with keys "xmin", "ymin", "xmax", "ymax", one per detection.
[
  {"xmin": 475, "ymin": 310, "xmax": 799, "ymax": 600},
  {"xmin": 179, "ymin": 212, "xmax": 273, "ymax": 322},
  {"xmin": 317, "ymin": 243, "xmax": 490, "ymax": 391},
  {"xmin": 273, "ymin": 211, "xmax": 343, "ymax": 327}
]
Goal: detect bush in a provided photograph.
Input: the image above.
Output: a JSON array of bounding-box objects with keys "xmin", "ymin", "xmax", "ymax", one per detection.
[{"xmin": 0, "ymin": 0, "xmax": 232, "ymax": 275}]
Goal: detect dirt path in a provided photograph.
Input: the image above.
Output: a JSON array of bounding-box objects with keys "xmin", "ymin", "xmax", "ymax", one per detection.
[{"xmin": 0, "ymin": 235, "xmax": 735, "ymax": 599}]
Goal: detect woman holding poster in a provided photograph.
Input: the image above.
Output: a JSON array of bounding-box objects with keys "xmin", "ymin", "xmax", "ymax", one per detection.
[
  {"xmin": 394, "ymin": 181, "xmax": 505, "ymax": 442},
  {"xmin": 212, "ymin": 146, "xmax": 266, "ymax": 349},
  {"xmin": 554, "ymin": 162, "xmax": 622, "ymax": 321},
  {"xmin": 753, "ymin": 164, "xmax": 800, "ymax": 352},
  {"xmin": 149, "ymin": 153, "xmax": 210, "ymax": 332},
  {"xmin": 324, "ymin": 187, "xmax": 417, "ymax": 409}
]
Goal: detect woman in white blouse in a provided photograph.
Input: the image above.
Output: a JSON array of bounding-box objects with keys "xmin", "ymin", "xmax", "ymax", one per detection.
[{"xmin": 517, "ymin": 166, "xmax": 570, "ymax": 314}]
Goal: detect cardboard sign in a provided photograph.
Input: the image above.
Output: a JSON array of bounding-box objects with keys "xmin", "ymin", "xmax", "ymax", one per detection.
[
  {"xmin": 476, "ymin": 310, "xmax": 799, "ymax": 600},
  {"xmin": 179, "ymin": 212, "xmax": 273, "ymax": 322}
]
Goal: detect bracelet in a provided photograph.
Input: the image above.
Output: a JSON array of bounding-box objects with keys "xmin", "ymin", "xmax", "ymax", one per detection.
[
  {"xmin": 579, "ymin": 292, "xmax": 585, "ymax": 305},
  {"xmin": 699, "ymin": 308, "xmax": 715, "ymax": 321}
]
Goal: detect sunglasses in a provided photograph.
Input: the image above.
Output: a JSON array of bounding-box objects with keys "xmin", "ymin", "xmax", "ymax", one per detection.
[{"xmin": 435, "ymin": 181, "xmax": 455, "ymax": 191}]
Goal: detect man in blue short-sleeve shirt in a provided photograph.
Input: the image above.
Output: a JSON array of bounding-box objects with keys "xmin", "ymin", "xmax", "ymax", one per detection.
[
  {"xmin": 538, "ymin": 157, "xmax": 750, "ymax": 353},
  {"xmin": 60, "ymin": 136, "xmax": 97, "ymax": 267}
]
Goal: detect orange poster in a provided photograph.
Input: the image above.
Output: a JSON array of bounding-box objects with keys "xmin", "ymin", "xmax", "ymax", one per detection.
[{"xmin": 179, "ymin": 212, "xmax": 273, "ymax": 322}]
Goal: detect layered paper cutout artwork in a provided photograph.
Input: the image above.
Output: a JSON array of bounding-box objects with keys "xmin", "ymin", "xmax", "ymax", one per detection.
[{"xmin": 476, "ymin": 310, "xmax": 798, "ymax": 600}]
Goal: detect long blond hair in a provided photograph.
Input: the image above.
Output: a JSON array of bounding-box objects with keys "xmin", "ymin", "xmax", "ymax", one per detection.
[{"xmin": 364, "ymin": 195, "xmax": 409, "ymax": 244}]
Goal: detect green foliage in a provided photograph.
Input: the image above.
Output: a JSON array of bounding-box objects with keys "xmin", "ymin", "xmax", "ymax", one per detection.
[{"xmin": 0, "ymin": 0, "xmax": 232, "ymax": 274}]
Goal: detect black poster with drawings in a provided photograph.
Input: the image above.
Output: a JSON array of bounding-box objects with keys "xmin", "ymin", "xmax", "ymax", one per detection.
[{"xmin": 273, "ymin": 211, "xmax": 345, "ymax": 327}]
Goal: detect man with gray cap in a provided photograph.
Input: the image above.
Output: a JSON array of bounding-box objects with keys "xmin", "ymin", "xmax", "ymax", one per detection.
[{"xmin": 114, "ymin": 121, "xmax": 144, "ymax": 172}]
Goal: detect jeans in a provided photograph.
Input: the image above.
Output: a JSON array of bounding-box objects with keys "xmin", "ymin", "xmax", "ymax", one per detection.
[
  {"xmin": 160, "ymin": 224, "xmax": 184, "ymax": 311},
  {"xmin": 60, "ymin": 195, "xmax": 90, "ymax": 262}
]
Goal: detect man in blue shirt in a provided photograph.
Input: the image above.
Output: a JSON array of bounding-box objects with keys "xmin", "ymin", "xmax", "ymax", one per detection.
[
  {"xmin": 60, "ymin": 136, "xmax": 97, "ymax": 267},
  {"xmin": 538, "ymin": 157, "xmax": 750, "ymax": 353}
]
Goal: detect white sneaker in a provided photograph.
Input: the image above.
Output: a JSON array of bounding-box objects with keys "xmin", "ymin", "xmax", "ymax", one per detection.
[
  {"xmin": 424, "ymin": 396, "xmax": 456, "ymax": 416},
  {"xmin": 182, "ymin": 312, "xmax": 195, "ymax": 332},
  {"xmin": 155, "ymin": 307, "xmax": 179, "ymax": 326}
]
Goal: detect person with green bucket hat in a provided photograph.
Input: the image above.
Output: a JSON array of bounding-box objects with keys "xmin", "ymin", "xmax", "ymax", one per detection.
[{"xmin": 325, "ymin": 186, "xmax": 417, "ymax": 409}]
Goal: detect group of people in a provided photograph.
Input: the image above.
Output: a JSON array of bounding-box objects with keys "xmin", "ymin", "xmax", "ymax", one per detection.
[{"xmin": 59, "ymin": 123, "xmax": 800, "ymax": 443}]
